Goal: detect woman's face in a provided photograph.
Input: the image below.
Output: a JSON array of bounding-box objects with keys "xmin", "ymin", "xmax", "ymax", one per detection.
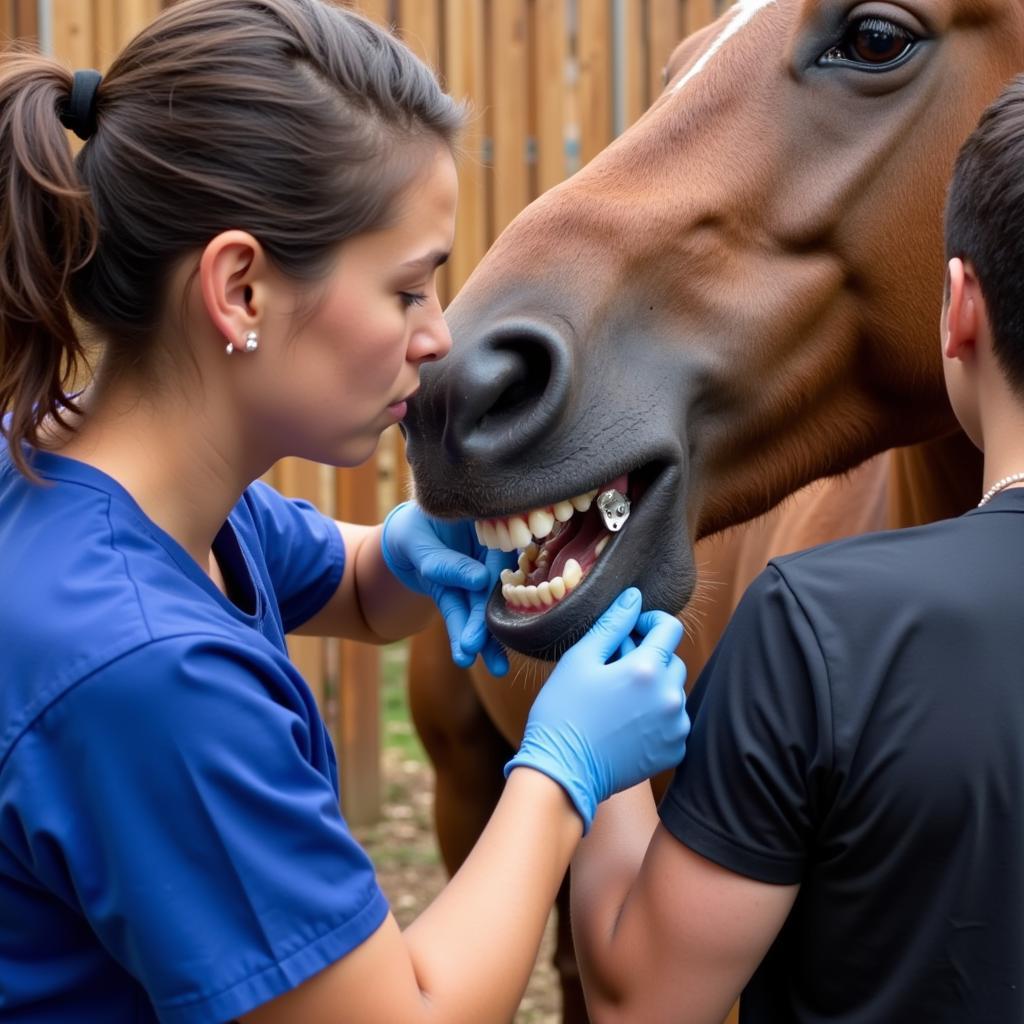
[{"xmin": 251, "ymin": 146, "xmax": 458, "ymax": 468}]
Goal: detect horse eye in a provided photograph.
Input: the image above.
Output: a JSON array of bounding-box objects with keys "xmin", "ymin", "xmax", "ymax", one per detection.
[{"xmin": 821, "ymin": 16, "xmax": 915, "ymax": 67}]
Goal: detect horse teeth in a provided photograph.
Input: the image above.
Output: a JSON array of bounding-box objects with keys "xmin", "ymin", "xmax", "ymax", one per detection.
[
  {"xmin": 494, "ymin": 520, "xmax": 514, "ymax": 551},
  {"xmin": 595, "ymin": 536, "xmax": 610, "ymax": 557},
  {"xmin": 563, "ymin": 559, "xmax": 582, "ymax": 588},
  {"xmin": 553, "ymin": 500, "xmax": 575, "ymax": 522},
  {"xmin": 508, "ymin": 516, "xmax": 533, "ymax": 549},
  {"xmin": 501, "ymin": 569, "xmax": 576, "ymax": 609},
  {"xmin": 475, "ymin": 486, "xmax": 623, "ymax": 551},
  {"xmin": 528, "ymin": 508, "xmax": 555, "ymax": 539}
]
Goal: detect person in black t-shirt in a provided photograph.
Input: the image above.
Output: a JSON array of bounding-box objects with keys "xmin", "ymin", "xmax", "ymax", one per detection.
[{"xmin": 569, "ymin": 74, "xmax": 1024, "ymax": 1024}]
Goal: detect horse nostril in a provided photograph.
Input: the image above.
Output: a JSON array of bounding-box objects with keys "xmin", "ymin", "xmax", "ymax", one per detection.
[{"xmin": 444, "ymin": 322, "xmax": 572, "ymax": 463}]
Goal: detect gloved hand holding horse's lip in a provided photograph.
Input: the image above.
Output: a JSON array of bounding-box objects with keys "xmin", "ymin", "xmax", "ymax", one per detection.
[
  {"xmin": 382, "ymin": 500, "xmax": 515, "ymax": 676},
  {"xmin": 504, "ymin": 588, "xmax": 689, "ymax": 832}
]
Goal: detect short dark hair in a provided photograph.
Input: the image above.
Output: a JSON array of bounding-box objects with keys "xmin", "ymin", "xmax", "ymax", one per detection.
[
  {"xmin": 945, "ymin": 74, "xmax": 1024, "ymax": 394},
  {"xmin": 0, "ymin": 0, "xmax": 464, "ymax": 478}
]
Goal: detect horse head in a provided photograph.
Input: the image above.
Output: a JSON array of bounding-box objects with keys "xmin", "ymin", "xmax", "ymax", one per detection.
[{"xmin": 403, "ymin": 0, "xmax": 1024, "ymax": 660}]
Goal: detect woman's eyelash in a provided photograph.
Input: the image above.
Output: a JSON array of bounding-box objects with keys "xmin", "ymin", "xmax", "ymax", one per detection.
[{"xmin": 400, "ymin": 291, "xmax": 428, "ymax": 308}]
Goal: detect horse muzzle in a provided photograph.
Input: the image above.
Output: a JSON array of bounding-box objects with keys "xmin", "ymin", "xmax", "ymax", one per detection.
[{"xmin": 404, "ymin": 313, "xmax": 700, "ymax": 659}]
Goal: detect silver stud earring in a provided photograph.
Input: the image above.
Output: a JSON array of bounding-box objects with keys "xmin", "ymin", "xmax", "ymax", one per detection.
[{"xmin": 225, "ymin": 330, "xmax": 259, "ymax": 355}]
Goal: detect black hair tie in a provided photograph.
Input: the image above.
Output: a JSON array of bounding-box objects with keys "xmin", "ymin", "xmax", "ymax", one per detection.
[{"xmin": 59, "ymin": 69, "xmax": 103, "ymax": 141}]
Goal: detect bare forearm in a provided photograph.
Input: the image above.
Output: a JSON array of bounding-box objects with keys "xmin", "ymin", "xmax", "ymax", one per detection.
[
  {"xmin": 404, "ymin": 768, "xmax": 582, "ymax": 1022},
  {"xmin": 570, "ymin": 784, "xmax": 659, "ymax": 1013},
  {"xmin": 351, "ymin": 522, "xmax": 436, "ymax": 641},
  {"xmin": 295, "ymin": 521, "xmax": 436, "ymax": 643},
  {"xmin": 240, "ymin": 770, "xmax": 583, "ymax": 1024}
]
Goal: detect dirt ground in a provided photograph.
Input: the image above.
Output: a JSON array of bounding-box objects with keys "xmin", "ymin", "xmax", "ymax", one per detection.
[{"xmin": 353, "ymin": 745, "xmax": 562, "ymax": 1024}]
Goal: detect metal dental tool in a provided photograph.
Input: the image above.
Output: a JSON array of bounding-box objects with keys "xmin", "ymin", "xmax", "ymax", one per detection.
[{"xmin": 596, "ymin": 489, "xmax": 630, "ymax": 532}]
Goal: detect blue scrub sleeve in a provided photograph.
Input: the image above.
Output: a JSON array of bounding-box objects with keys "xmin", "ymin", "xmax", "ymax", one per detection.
[
  {"xmin": 244, "ymin": 481, "xmax": 346, "ymax": 633},
  {"xmin": 7, "ymin": 634, "xmax": 388, "ymax": 1024},
  {"xmin": 659, "ymin": 566, "xmax": 835, "ymax": 885}
]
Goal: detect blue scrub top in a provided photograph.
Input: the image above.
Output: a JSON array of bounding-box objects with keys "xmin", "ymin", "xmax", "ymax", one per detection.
[{"xmin": 0, "ymin": 444, "xmax": 389, "ymax": 1022}]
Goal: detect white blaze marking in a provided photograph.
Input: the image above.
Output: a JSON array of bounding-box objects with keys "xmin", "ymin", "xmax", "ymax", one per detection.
[{"xmin": 672, "ymin": 0, "xmax": 777, "ymax": 94}]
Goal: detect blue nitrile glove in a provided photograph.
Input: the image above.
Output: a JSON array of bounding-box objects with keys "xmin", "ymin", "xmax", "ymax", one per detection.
[
  {"xmin": 381, "ymin": 501, "xmax": 514, "ymax": 675},
  {"xmin": 504, "ymin": 588, "xmax": 688, "ymax": 832}
]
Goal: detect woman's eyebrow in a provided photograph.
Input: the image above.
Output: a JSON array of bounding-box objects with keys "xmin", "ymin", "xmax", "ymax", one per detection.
[{"xmin": 401, "ymin": 250, "xmax": 450, "ymax": 271}]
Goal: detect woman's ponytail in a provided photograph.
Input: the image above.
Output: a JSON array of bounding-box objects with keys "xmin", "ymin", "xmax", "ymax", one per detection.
[{"xmin": 0, "ymin": 48, "xmax": 97, "ymax": 479}]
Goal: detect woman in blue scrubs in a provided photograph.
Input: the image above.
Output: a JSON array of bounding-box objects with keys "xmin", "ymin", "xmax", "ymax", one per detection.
[{"xmin": 0, "ymin": 2, "xmax": 688, "ymax": 1021}]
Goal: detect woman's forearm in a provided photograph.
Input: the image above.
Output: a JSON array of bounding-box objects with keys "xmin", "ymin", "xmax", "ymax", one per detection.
[
  {"xmin": 403, "ymin": 767, "xmax": 582, "ymax": 1022},
  {"xmin": 295, "ymin": 521, "xmax": 436, "ymax": 643}
]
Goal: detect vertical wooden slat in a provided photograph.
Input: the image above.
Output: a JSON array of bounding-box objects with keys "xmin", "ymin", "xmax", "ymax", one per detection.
[
  {"xmin": 0, "ymin": 1, "xmax": 15, "ymax": 40},
  {"xmin": 395, "ymin": 1, "xmax": 450, "ymax": 303},
  {"xmin": 445, "ymin": 0, "xmax": 487, "ymax": 296},
  {"xmin": 393, "ymin": 428, "xmax": 412, "ymax": 505},
  {"xmin": 531, "ymin": 0, "xmax": 568, "ymax": 195},
  {"xmin": 14, "ymin": 0, "xmax": 38, "ymax": 40},
  {"xmin": 117, "ymin": 0, "xmax": 161, "ymax": 48},
  {"xmin": 622, "ymin": 0, "xmax": 649, "ymax": 126},
  {"xmin": 51, "ymin": 0, "xmax": 94, "ymax": 68},
  {"xmin": 648, "ymin": 0, "xmax": 680, "ymax": 97},
  {"xmin": 576, "ymin": 0, "xmax": 613, "ymax": 165},
  {"xmin": 92, "ymin": 0, "xmax": 118, "ymax": 69},
  {"xmin": 335, "ymin": 460, "xmax": 383, "ymax": 826},
  {"xmin": 397, "ymin": 0, "xmax": 439, "ymax": 64},
  {"xmin": 684, "ymin": 0, "xmax": 716, "ymax": 37},
  {"xmin": 490, "ymin": 0, "xmax": 531, "ymax": 235}
]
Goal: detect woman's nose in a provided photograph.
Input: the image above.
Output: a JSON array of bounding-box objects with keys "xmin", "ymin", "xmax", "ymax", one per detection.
[{"xmin": 409, "ymin": 311, "xmax": 452, "ymax": 364}]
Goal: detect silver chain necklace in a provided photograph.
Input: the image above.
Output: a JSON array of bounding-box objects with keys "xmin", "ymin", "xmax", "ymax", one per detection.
[{"xmin": 977, "ymin": 472, "xmax": 1024, "ymax": 507}]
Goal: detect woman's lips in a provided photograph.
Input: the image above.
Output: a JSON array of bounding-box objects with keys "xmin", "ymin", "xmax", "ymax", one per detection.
[{"xmin": 388, "ymin": 388, "xmax": 417, "ymax": 421}]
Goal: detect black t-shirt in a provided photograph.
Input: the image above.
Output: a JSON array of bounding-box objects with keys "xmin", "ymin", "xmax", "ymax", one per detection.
[{"xmin": 660, "ymin": 489, "xmax": 1024, "ymax": 1023}]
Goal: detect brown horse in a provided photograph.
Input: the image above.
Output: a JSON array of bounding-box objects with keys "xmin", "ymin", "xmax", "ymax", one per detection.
[{"xmin": 402, "ymin": 0, "xmax": 1022, "ymax": 1018}]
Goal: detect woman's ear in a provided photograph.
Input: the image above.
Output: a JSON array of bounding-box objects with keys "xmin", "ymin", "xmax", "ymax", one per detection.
[{"xmin": 198, "ymin": 231, "xmax": 268, "ymax": 352}]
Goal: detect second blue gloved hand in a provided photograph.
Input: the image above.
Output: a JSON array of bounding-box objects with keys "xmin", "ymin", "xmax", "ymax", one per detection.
[
  {"xmin": 504, "ymin": 588, "xmax": 689, "ymax": 832},
  {"xmin": 381, "ymin": 501, "xmax": 514, "ymax": 675}
]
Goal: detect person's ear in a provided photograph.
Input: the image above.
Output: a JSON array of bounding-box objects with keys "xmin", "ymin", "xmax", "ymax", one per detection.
[
  {"xmin": 944, "ymin": 257, "xmax": 979, "ymax": 362},
  {"xmin": 198, "ymin": 231, "xmax": 268, "ymax": 353}
]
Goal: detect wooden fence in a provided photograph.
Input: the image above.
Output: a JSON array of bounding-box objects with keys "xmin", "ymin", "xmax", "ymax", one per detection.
[{"xmin": 2, "ymin": 0, "xmax": 723, "ymax": 822}]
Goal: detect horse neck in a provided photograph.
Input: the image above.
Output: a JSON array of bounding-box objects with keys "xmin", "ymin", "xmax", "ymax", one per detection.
[{"xmin": 886, "ymin": 430, "xmax": 983, "ymax": 528}]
